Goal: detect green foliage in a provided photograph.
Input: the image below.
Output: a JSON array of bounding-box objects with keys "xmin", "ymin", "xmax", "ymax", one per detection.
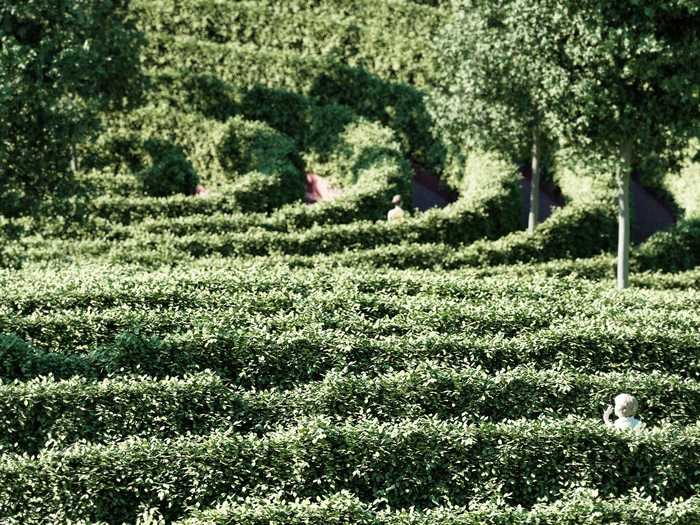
[
  {"xmin": 143, "ymin": 36, "xmax": 445, "ymax": 168},
  {"xmin": 0, "ymin": 152, "xmax": 518, "ymax": 264},
  {"xmin": 497, "ymin": 1, "xmax": 700, "ymax": 172},
  {"xmin": 138, "ymin": 140, "xmax": 199, "ymax": 197},
  {"xmin": 666, "ymin": 148, "xmax": 700, "ymax": 218},
  {"xmin": 180, "ymin": 491, "xmax": 700, "ymax": 525},
  {"xmin": 82, "ymin": 132, "xmax": 200, "ymax": 197},
  {"xmin": 634, "ymin": 218, "xmax": 700, "ymax": 273},
  {"xmin": 454, "ymin": 202, "xmax": 617, "ymax": 266},
  {"xmin": 0, "ymin": 183, "xmax": 518, "ymax": 262},
  {"xmin": 75, "ymin": 109, "xmax": 411, "ymax": 223},
  {"xmin": 131, "ymin": 0, "xmax": 445, "ymax": 87},
  {"xmin": 214, "ymin": 117, "xmax": 306, "ymax": 205},
  {"xmin": 217, "ymin": 117, "xmax": 300, "ymax": 177},
  {"xmin": 1, "ymin": 417, "xmax": 698, "ymax": 522},
  {"xmin": 0, "ymin": 334, "xmax": 34, "ymax": 378},
  {"xmin": 431, "ymin": 0, "xmax": 553, "ymax": 165},
  {"xmin": 311, "ymin": 120, "xmax": 405, "ymax": 188},
  {"xmin": 0, "ymin": 365, "xmax": 698, "ymax": 455},
  {"xmin": 0, "ymin": 260, "xmax": 697, "ymax": 386},
  {"xmin": 0, "ymin": 0, "xmax": 143, "ymax": 205},
  {"xmin": 2, "ymin": 1, "xmax": 700, "ymax": 522}
]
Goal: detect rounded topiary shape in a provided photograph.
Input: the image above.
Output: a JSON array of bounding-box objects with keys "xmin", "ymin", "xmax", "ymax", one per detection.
[
  {"xmin": 81, "ymin": 130, "xmax": 145, "ymax": 173},
  {"xmin": 137, "ymin": 139, "xmax": 199, "ymax": 197},
  {"xmin": 0, "ymin": 333, "xmax": 34, "ymax": 379},
  {"xmin": 238, "ymin": 85, "xmax": 310, "ymax": 142},
  {"xmin": 216, "ymin": 116, "xmax": 299, "ymax": 177}
]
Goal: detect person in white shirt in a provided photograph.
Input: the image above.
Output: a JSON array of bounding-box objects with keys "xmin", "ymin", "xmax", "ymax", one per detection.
[
  {"xmin": 387, "ymin": 194, "xmax": 405, "ymax": 222},
  {"xmin": 603, "ymin": 393, "xmax": 644, "ymax": 431}
]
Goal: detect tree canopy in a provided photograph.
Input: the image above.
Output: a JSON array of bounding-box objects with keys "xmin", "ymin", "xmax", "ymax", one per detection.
[
  {"xmin": 433, "ymin": 0, "xmax": 700, "ymax": 287},
  {"xmin": 431, "ymin": 0, "xmax": 559, "ymax": 233},
  {"xmin": 0, "ymin": 0, "xmax": 144, "ymax": 213}
]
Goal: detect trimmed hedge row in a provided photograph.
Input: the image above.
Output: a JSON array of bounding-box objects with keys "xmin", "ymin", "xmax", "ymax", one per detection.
[
  {"xmin": 0, "ymin": 174, "xmax": 519, "ymax": 265},
  {"xmin": 280, "ymin": 243, "xmax": 617, "ymax": 273},
  {"xmin": 3, "ymin": 271, "xmax": 697, "ymax": 352},
  {"xmin": 142, "ymin": 35, "xmax": 445, "ymax": 167},
  {"xmin": 0, "ymin": 418, "xmax": 698, "ymax": 523},
  {"xmin": 1, "ymin": 366, "xmax": 697, "ymax": 455},
  {"xmin": 634, "ymin": 218, "xmax": 700, "ymax": 273},
  {"xmin": 132, "ymin": 0, "xmax": 445, "ymax": 86},
  {"xmin": 1, "ymin": 313, "xmax": 698, "ymax": 386},
  {"xmin": 281, "ymin": 246, "xmax": 700, "ymax": 286},
  {"xmin": 2, "ymin": 257, "xmax": 699, "ymax": 320},
  {"xmin": 0, "ymin": 291, "xmax": 568, "ymax": 350},
  {"xmin": 178, "ymin": 492, "xmax": 700, "ymax": 525},
  {"xmin": 454, "ymin": 202, "xmax": 617, "ymax": 266},
  {"xmin": 86, "ymin": 177, "xmax": 295, "ymax": 220}
]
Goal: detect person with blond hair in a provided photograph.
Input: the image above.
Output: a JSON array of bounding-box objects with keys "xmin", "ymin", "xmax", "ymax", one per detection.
[{"xmin": 603, "ymin": 393, "xmax": 644, "ymax": 431}]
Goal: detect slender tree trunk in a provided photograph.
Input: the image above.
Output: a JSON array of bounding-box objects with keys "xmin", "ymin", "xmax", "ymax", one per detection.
[
  {"xmin": 528, "ymin": 127, "xmax": 541, "ymax": 235},
  {"xmin": 617, "ymin": 142, "xmax": 633, "ymax": 290},
  {"xmin": 70, "ymin": 144, "xmax": 78, "ymax": 174}
]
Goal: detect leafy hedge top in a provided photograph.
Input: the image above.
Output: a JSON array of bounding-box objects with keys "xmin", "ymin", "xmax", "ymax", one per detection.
[{"xmin": 178, "ymin": 491, "xmax": 700, "ymax": 525}]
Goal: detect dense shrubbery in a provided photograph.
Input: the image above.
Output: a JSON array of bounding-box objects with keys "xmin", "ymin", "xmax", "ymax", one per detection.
[
  {"xmin": 143, "ymin": 35, "xmax": 445, "ymax": 167},
  {"xmin": 131, "ymin": 0, "xmax": 444, "ymax": 87},
  {"xmin": 635, "ymin": 218, "xmax": 700, "ymax": 273},
  {"xmin": 0, "ymin": 252, "xmax": 697, "ymax": 523},
  {"xmin": 454, "ymin": 202, "xmax": 617, "ymax": 266},
  {"xmin": 2, "ymin": 1, "xmax": 699, "ymax": 523},
  {"xmin": 179, "ymin": 492, "xmax": 700, "ymax": 525},
  {"xmin": 0, "ymin": 165, "xmax": 518, "ymax": 264},
  {"xmin": 0, "ymin": 261, "xmax": 697, "ymax": 387},
  {"xmin": 138, "ymin": 139, "xmax": 199, "ymax": 197},
  {"xmin": 73, "ymin": 92, "xmax": 416, "ymax": 223},
  {"xmin": 2, "ymin": 305, "xmax": 697, "ymax": 388},
  {"xmin": 1, "ymin": 417, "xmax": 698, "ymax": 523},
  {"xmin": 0, "ymin": 0, "xmax": 144, "ymax": 207},
  {"xmin": 0, "ymin": 366, "xmax": 697, "ymax": 455}
]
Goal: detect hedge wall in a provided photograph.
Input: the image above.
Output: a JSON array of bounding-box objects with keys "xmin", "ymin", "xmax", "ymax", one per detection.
[
  {"xmin": 0, "ymin": 418, "xmax": 698, "ymax": 523},
  {"xmin": 634, "ymin": 218, "xmax": 700, "ymax": 273},
  {"xmin": 3, "ymin": 315, "xmax": 697, "ymax": 384},
  {"xmin": 142, "ymin": 35, "xmax": 445, "ymax": 167},
  {"xmin": 0, "ymin": 366, "xmax": 697, "ymax": 455},
  {"xmin": 178, "ymin": 492, "xmax": 700, "ymax": 525},
  {"xmin": 131, "ymin": 0, "xmax": 445, "ymax": 87}
]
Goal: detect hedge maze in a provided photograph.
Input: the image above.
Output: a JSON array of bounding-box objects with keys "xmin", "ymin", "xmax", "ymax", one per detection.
[{"xmin": 0, "ymin": 0, "xmax": 699, "ymax": 523}]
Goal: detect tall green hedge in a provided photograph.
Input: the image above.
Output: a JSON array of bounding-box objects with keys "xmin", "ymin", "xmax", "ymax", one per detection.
[
  {"xmin": 634, "ymin": 218, "xmax": 700, "ymax": 273},
  {"xmin": 0, "ymin": 418, "xmax": 698, "ymax": 523},
  {"xmin": 0, "ymin": 366, "xmax": 697, "ymax": 455},
  {"xmin": 178, "ymin": 491, "xmax": 700, "ymax": 525},
  {"xmin": 131, "ymin": 0, "xmax": 445, "ymax": 87},
  {"xmin": 142, "ymin": 35, "xmax": 445, "ymax": 167}
]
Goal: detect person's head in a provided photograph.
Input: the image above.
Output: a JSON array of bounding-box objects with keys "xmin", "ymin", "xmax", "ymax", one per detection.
[
  {"xmin": 614, "ymin": 393, "xmax": 638, "ymax": 418},
  {"xmin": 392, "ymin": 194, "xmax": 402, "ymax": 206}
]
